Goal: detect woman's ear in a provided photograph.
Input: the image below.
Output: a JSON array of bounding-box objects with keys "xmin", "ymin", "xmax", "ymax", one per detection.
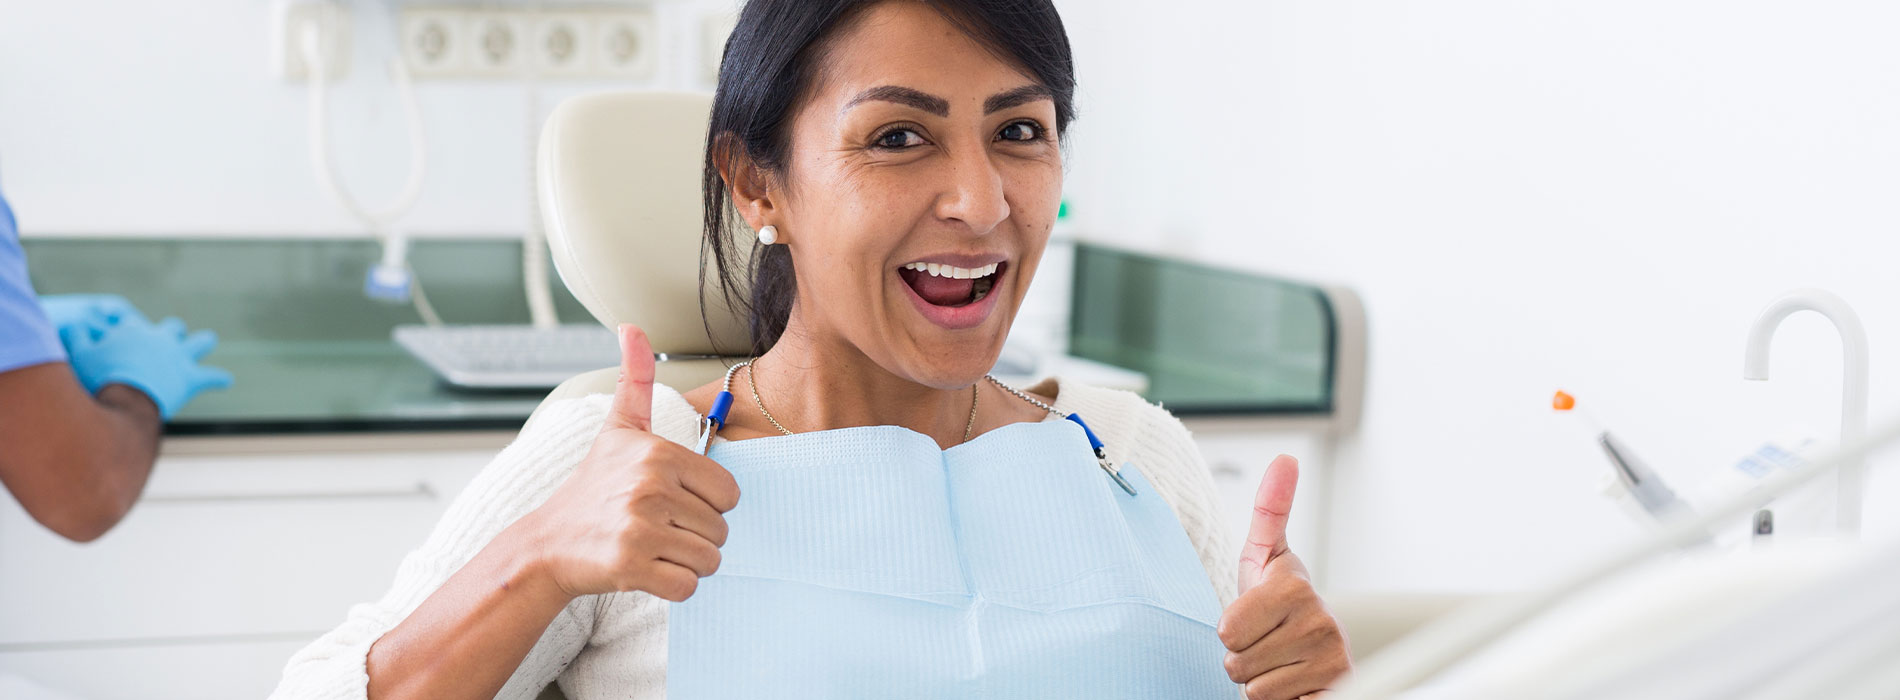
[{"xmin": 712, "ymin": 133, "xmax": 779, "ymax": 231}]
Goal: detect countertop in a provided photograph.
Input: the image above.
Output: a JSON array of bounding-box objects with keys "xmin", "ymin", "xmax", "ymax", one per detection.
[{"xmin": 22, "ymin": 237, "xmax": 1345, "ymax": 436}]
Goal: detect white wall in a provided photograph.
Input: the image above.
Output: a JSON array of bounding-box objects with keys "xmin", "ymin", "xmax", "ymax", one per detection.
[
  {"xmin": 1059, "ymin": 0, "xmax": 1900, "ymax": 592},
  {"xmin": 0, "ymin": 0, "xmax": 734, "ymax": 236}
]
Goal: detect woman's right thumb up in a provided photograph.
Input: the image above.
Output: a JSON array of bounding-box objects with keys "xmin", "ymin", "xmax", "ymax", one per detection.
[{"xmin": 607, "ymin": 324, "xmax": 656, "ymax": 432}]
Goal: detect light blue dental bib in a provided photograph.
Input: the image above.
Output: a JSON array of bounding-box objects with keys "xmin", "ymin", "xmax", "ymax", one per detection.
[{"xmin": 667, "ymin": 418, "xmax": 1234, "ymax": 698}]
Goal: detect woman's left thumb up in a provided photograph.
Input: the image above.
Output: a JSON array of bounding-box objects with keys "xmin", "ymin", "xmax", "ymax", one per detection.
[{"xmin": 1238, "ymin": 454, "xmax": 1299, "ymax": 592}]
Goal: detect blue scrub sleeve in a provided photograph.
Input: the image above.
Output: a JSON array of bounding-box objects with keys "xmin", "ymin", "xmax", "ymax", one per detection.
[{"xmin": 0, "ymin": 193, "xmax": 65, "ymax": 374}]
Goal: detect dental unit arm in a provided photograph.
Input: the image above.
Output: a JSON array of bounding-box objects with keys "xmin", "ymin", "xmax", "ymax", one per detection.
[
  {"xmin": 1554, "ymin": 390, "xmax": 1839, "ymax": 548},
  {"xmin": 1331, "ymin": 402, "xmax": 1900, "ymax": 699}
]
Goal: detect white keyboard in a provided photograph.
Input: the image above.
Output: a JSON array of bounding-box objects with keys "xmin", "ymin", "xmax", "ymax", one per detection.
[{"xmin": 393, "ymin": 324, "xmax": 622, "ymax": 389}]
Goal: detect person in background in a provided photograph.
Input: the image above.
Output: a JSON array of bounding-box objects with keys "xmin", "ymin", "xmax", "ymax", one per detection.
[{"xmin": 0, "ymin": 187, "xmax": 232, "ymax": 542}]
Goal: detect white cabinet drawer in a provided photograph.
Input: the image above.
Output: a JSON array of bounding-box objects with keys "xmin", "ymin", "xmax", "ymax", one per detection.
[
  {"xmin": 0, "ymin": 449, "xmax": 493, "ymax": 646},
  {"xmin": 0, "ymin": 637, "xmax": 309, "ymax": 700}
]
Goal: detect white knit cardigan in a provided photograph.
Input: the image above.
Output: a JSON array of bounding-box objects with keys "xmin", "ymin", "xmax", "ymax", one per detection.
[{"xmin": 271, "ymin": 376, "xmax": 1238, "ymax": 700}]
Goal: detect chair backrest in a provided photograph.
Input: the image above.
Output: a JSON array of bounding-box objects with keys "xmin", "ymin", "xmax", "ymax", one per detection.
[
  {"xmin": 538, "ymin": 90, "xmax": 754, "ymax": 357},
  {"xmin": 530, "ymin": 91, "xmax": 752, "ymax": 416}
]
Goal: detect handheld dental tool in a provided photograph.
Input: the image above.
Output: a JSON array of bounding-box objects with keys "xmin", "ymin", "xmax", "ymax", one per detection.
[{"xmin": 1553, "ymin": 390, "xmax": 1694, "ymax": 524}]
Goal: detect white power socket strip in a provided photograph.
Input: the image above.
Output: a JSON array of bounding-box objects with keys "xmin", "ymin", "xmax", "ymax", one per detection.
[{"xmin": 399, "ymin": 6, "xmax": 658, "ymax": 80}]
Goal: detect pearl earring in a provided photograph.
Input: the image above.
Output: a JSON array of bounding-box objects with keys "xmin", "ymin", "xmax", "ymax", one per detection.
[{"xmin": 758, "ymin": 225, "xmax": 779, "ymax": 245}]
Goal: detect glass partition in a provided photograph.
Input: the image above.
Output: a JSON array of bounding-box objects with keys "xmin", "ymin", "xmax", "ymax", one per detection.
[
  {"xmin": 1067, "ymin": 243, "xmax": 1336, "ymax": 415},
  {"xmin": 24, "ymin": 238, "xmax": 591, "ymax": 434}
]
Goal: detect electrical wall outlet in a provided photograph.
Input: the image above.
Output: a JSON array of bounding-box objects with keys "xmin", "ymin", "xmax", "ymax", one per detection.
[
  {"xmin": 532, "ymin": 12, "xmax": 591, "ymax": 76},
  {"xmin": 399, "ymin": 8, "xmax": 464, "ymax": 78},
  {"xmin": 469, "ymin": 11, "xmax": 530, "ymax": 75},
  {"xmin": 272, "ymin": 0, "xmax": 351, "ymax": 82},
  {"xmin": 592, "ymin": 9, "xmax": 658, "ymax": 80}
]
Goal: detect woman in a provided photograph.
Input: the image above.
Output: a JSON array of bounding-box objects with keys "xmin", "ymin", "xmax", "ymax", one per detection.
[{"xmin": 274, "ymin": 1, "xmax": 1349, "ymax": 698}]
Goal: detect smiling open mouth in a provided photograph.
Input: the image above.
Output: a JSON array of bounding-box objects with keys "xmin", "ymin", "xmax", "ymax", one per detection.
[{"xmin": 898, "ymin": 261, "xmax": 1004, "ymax": 307}]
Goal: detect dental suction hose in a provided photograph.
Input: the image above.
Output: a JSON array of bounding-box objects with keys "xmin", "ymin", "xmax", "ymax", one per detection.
[{"xmin": 1332, "ymin": 408, "xmax": 1900, "ymax": 700}]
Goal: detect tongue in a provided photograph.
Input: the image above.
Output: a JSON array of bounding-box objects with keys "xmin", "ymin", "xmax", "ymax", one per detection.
[{"xmin": 902, "ymin": 269, "xmax": 975, "ymax": 306}]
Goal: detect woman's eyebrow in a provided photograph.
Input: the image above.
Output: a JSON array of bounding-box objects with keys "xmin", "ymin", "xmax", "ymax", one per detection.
[
  {"xmin": 983, "ymin": 85, "xmax": 1053, "ymax": 115},
  {"xmin": 844, "ymin": 86, "xmax": 950, "ymax": 117},
  {"xmin": 842, "ymin": 85, "xmax": 1054, "ymax": 117}
]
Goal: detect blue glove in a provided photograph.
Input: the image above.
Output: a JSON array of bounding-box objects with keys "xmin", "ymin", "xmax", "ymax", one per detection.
[
  {"xmin": 61, "ymin": 315, "xmax": 234, "ymax": 420},
  {"xmin": 38, "ymin": 294, "xmax": 147, "ymax": 334}
]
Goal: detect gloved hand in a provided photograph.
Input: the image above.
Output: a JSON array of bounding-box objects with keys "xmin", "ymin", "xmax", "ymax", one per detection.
[
  {"xmin": 61, "ymin": 315, "xmax": 234, "ymax": 420},
  {"xmin": 38, "ymin": 294, "xmax": 147, "ymax": 334}
]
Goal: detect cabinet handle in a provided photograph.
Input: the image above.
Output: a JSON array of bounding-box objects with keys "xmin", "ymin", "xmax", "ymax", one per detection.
[
  {"xmin": 144, "ymin": 482, "xmax": 438, "ymax": 504},
  {"xmin": 1210, "ymin": 462, "xmax": 1243, "ymax": 478}
]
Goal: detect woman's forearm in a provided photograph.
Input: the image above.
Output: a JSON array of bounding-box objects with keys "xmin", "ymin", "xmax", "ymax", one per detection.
[{"xmin": 367, "ymin": 515, "xmax": 576, "ymax": 700}]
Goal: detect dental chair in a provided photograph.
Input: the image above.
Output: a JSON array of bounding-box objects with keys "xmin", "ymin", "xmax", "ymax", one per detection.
[{"xmin": 525, "ymin": 91, "xmax": 752, "ymax": 434}]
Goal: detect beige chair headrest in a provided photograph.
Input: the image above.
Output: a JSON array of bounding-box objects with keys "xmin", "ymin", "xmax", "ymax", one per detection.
[{"xmin": 536, "ymin": 90, "xmax": 752, "ymax": 357}]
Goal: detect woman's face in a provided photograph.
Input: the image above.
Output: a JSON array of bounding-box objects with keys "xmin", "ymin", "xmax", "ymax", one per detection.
[{"xmin": 751, "ymin": 1, "xmax": 1064, "ymax": 389}]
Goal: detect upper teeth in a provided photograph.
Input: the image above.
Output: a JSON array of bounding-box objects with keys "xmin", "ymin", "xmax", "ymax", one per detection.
[{"xmin": 903, "ymin": 261, "xmax": 998, "ymax": 279}]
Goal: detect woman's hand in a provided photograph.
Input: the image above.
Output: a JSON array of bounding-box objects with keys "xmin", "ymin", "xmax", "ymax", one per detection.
[
  {"xmin": 519, "ymin": 324, "xmax": 741, "ymax": 602},
  {"xmin": 1217, "ymin": 455, "xmax": 1352, "ymax": 700}
]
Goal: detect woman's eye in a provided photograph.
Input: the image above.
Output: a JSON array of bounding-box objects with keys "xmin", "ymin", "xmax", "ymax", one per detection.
[
  {"xmin": 875, "ymin": 128, "xmax": 924, "ymax": 149},
  {"xmin": 999, "ymin": 121, "xmax": 1043, "ymax": 142}
]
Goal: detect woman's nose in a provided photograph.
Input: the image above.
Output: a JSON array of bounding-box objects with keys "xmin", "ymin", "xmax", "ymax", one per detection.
[{"xmin": 933, "ymin": 149, "xmax": 1010, "ymax": 234}]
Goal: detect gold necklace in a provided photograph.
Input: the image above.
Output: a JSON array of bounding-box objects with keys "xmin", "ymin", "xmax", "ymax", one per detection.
[{"xmin": 741, "ymin": 359, "xmax": 980, "ymax": 444}]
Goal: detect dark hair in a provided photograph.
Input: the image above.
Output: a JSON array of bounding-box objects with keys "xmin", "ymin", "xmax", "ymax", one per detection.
[{"xmin": 699, "ymin": 0, "xmax": 1076, "ymax": 356}]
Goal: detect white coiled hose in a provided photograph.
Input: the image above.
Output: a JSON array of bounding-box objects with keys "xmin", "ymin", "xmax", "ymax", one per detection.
[{"xmin": 297, "ymin": 9, "xmax": 440, "ymax": 325}]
